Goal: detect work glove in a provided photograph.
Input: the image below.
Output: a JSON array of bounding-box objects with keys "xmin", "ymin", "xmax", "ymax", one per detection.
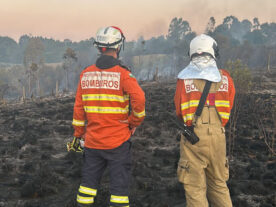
[{"xmin": 67, "ymin": 137, "xmax": 84, "ymax": 153}]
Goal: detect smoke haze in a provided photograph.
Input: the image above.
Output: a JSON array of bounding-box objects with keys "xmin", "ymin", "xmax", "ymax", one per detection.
[{"xmin": 0, "ymin": 0, "xmax": 275, "ymax": 41}]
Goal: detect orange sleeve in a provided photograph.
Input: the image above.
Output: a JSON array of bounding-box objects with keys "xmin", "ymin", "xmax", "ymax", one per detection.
[
  {"xmin": 174, "ymin": 79, "xmax": 184, "ymax": 121},
  {"xmin": 228, "ymin": 75, "xmax": 236, "ymax": 110},
  {"xmin": 122, "ymin": 71, "xmax": 145, "ymax": 128},
  {"xmin": 72, "ymin": 76, "xmax": 86, "ymax": 137}
]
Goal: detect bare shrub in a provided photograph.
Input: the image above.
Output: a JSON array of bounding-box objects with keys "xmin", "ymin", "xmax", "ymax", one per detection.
[{"xmin": 226, "ymin": 59, "xmax": 252, "ymax": 159}]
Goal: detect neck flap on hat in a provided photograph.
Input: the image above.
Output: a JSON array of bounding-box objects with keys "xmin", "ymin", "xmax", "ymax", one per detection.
[{"xmin": 177, "ymin": 56, "xmax": 221, "ymax": 82}]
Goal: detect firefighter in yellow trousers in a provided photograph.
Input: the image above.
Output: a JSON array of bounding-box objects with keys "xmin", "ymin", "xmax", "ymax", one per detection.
[{"xmin": 174, "ymin": 34, "xmax": 235, "ymax": 207}]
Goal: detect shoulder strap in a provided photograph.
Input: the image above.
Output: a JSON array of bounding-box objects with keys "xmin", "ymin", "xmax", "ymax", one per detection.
[{"xmin": 195, "ymin": 80, "xmax": 212, "ymax": 117}]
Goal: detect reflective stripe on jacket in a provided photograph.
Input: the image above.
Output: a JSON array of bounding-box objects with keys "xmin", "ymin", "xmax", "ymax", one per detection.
[
  {"xmin": 174, "ymin": 69, "xmax": 235, "ymax": 127},
  {"xmin": 73, "ymin": 63, "xmax": 145, "ymax": 149}
]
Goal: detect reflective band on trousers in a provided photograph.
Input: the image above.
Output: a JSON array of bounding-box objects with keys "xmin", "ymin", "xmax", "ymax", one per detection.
[
  {"xmin": 110, "ymin": 195, "xmax": 129, "ymax": 203},
  {"xmin": 183, "ymin": 113, "xmax": 194, "ymax": 122},
  {"xmin": 77, "ymin": 195, "xmax": 94, "ymax": 204},
  {"xmin": 181, "ymin": 100, "xmax": 199, "ymax": 110},
  {"xmin": 218, "ymin": 112, "xmax": 230, "ymax": 119},
  {"xmin": 215, "ymin": 100, "xmax": 230, "ymax": 107},
  {"xmin": 79, "ymin": 185, "xmax": 97, "ymax": 196},
  {"xmin": 133, "ymin": 109, "xmax": 145, "ymax": 118},
  {"xmin": 72, "ymin": 119, "xmax": 85, "ymax": 126},
  {"xmin": 83, "ymin": 106, "xmax": 129, "ymax": 114},
  {"xmin": 82, "ymin": 94, "xmax": 129, "ymax": 103}
]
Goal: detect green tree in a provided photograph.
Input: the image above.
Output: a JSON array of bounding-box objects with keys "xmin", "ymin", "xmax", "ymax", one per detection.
[
  {"xmin": 253, "ymin": 17, "xmax": 260, "ymax": 30},
  {"xmin": 167, "ymin": 17, "xmax": 192, "ymax": 41},
  {"xmin": 168, "ymin": 17, "xmax": 194, "ymax": 73},
  {"xmin": 0, "ymin": 36, "xmax": 19, "ymax": 63},
  {"xmin": 205, "ymin": 17, "xmax": 216, "ymax": 35}
]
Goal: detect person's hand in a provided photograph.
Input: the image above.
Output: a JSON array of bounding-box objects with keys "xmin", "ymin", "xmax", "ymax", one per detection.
[
  {"xmin": 67, "ymin": 137, "xmax": 84, "ymax": 152},
  {"xmin": 119, "ymin": 119, "xmax": 129, "ymax": 124},
  {"xmin": 130, "ymin": 127, "xmax": 136, "ymax": 135},
  {"xmin": 119, "ymin": 119, "xmax": 136, "ymax": 135}
]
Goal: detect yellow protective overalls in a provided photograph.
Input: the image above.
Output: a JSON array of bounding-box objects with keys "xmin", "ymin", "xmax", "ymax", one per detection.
[{"xmin": 177, "ymin": 80, "xmax": 232, "ymax": 207}]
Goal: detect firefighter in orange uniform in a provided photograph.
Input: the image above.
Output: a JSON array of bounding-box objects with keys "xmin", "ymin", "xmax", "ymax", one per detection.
[
  {"xmin": 70, "ymin": 26, "xmax": 145, "ymax": 207},
  {"xmin": 174, "ymin": 34, "xmax": 235, "ymax": 207}
]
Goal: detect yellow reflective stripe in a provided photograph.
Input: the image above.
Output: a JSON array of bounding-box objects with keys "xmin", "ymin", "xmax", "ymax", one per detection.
[
  {"xmin": 133, "ymin": 109, "xmax": 145, "ymax": 118},
  {"xmin": 72, "ymin": 119, "xmax": 85, "ymax": 126},
  {"xmin": 84, "ymin": 106, "xmax": 129, "ymax": 114},
  {"xmin": 182, "ymin": 113, "xmax": 194, "ymax": 122},
  {"xmin": 181, "ymin": 100, "xmax": 199, "ymax": 110},
  {"xmin": 79, "ymin": 185, "xmax": 97, "ymax": 196},
  {"xmin": 77, "ymin": 195, "xmax": 94, "ymax": 204},
  {"xmin": 82, "ymin": 94, "xmax": 129, "ymax": 102},
  {"xmin": 110, "ymin": 195, "xmax": 129, "ymax": 204},
  {"xmin": 215, "ymin": 100, "xmax": 230, "ymax": 107},
  {"xmin": 218, "ymin": 112, "xmax": 230, "ymax": 119}
]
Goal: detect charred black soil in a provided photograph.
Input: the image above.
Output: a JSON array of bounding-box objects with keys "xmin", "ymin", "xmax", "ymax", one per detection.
[{"xmin": 0, "ymin": 82, "xmax": 275, "ymax": 207}]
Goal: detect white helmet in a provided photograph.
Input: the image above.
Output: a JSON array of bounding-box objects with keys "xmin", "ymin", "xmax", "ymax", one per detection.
[
  {"xmin": 189, "ymin": 34, "xmax": 219, "ymax": 59},
  {"xmin": 94, "ymin": 26, "xmax": 125, "ymax": 52}
]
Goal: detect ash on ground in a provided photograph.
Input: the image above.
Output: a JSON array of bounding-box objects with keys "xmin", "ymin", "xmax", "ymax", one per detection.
[{"xmin": 0, "ymin": 82, "xmax": 275, "ymax": 207}]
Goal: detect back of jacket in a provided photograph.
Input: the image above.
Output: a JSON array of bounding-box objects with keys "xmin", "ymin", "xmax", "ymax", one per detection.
[
  {"xmin": 174, "ymin": 69, "xmax": 235, "ymax": 127},
  {"xmin": 72, "ymin": 55, "xmax": 145, "ymax": 149}
]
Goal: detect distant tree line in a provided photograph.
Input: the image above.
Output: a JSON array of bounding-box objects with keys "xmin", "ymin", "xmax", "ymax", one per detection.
[
  {"xmin": 0, "ymin": 15, "xmax": 276, "ymax": 100},
  {"xmin": 0, "ymin": 15, "xmax": 276, "ymax": 69},
  {"xmin": 0, "ymin": 35, "xmax": 97, "ymax": 65}
]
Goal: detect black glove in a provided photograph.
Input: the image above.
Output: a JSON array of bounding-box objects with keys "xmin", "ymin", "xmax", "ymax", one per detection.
[{"xmin": 67, "ymin": 137, "xmax": 84, "ymax": 153}]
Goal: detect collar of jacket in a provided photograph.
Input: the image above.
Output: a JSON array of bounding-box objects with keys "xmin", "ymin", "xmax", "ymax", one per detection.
[{"xmin": 96, "ymin": 55, "xmax": 121, "ymax": 69}]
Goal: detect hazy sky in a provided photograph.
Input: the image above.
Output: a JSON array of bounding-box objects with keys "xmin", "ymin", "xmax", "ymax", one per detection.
[{"xmin": 1, "ymin": 0, "xmax": 276, "ymax": 42}]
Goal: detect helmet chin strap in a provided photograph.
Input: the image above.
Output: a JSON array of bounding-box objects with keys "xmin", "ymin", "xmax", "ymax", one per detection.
[
  {"xmin": 117, "ymin": 46, "xmax": 122, "ymax": 58},
  {"xmin": 116, "ymin": 39, "xmax": 125, "ymax": 58}
]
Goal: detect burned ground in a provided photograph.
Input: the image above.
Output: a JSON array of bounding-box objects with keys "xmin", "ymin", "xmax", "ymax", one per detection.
[{"xmin": 0, "ymin": 82, "xmax": 275, "ymax": 207}]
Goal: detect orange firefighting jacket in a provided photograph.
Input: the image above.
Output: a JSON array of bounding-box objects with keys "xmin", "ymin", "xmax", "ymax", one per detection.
[
  {"xmin": 72, "ymin": 55, "xmax": 145, "ymax": 149},
  {"xmin": 174, "ymin": 69, "xmax": 235, "ymax": 127}
]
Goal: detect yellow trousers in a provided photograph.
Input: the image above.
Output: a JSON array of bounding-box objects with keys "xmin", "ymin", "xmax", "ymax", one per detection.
[{"xmin": 177, "ymin": 107, "xmax": 232, "ymax": 207}]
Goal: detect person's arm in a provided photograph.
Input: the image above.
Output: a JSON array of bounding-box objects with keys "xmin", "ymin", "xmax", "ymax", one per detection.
[
  {"xmin": 228, "ymin": 75, "xmax": 236, "ymax": 110},
  {"xmin": 122, "ymin": 71, "xmax": 145, "ymax": 128},
  {"xmin": 72, "ymin": 78, "xmax": 86, "ymax": 137},
  {"xmin": 174, "ymin": 79, "xmax": 184, "ymax": 121}
]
